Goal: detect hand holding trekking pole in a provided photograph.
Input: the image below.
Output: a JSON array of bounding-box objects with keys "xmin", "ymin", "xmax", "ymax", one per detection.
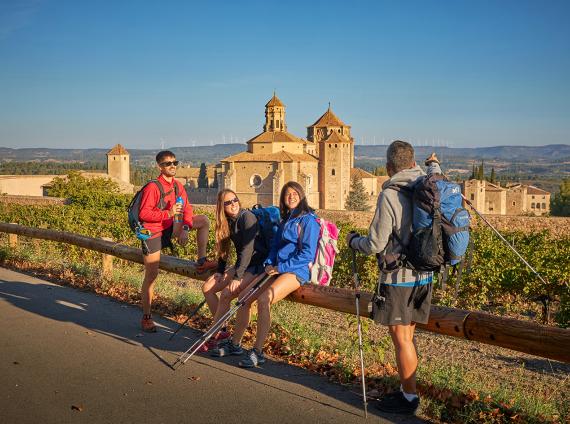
[{"xmin": 350, "ymin": 239, "xmax": 368, "ymax": 418}]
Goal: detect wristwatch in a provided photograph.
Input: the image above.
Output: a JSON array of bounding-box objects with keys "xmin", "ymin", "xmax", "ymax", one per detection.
[{"xmin": 182, "ymin": 224, "xmax": 190, "ymax": 231}]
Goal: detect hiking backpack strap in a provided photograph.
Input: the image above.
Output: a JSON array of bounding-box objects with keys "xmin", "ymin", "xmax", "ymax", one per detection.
[{"xmin": 149, "ymin": 180, "xmax": 169, "ymax": 210}]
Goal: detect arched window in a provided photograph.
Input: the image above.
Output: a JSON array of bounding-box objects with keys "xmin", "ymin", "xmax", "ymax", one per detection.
[{"xmin": 332, "ymin": 169, "xmax": 336, "ymax": 176}]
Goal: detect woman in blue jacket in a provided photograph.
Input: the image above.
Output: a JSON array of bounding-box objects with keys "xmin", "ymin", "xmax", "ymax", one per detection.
[{"xmin": 211, "ymin": 181, "xmax": 320, "ymax": 367}]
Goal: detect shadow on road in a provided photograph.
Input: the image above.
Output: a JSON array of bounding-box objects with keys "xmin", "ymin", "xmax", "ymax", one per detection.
[{"xmin": 0, "ymin": 273, "xmax": 428, "ymax": 424}]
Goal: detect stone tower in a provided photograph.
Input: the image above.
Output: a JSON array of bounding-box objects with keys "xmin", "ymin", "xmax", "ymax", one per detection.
[
  {"xmin": 106, "ymin": 144, "xmax": 130, "ymax": 184},
  {"xmin": 263, "ymin": 92, "xmax": 287, "ymax": 133},
  {"xmin": 307, "ymin": 105, "xmax": 354, "ymax": 210}
]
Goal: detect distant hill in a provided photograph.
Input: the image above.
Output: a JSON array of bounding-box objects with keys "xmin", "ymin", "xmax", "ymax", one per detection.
[
  {"xmin": 0, "ymin": 144, "xmax": 245, "ymax": 166},
  {"xmin": 1, "ymin": 143, "xmax": 569, "ymax": 165},
  {"xmin": 353, "ymin": 144, "xmax": 570, "ymax": 161}
]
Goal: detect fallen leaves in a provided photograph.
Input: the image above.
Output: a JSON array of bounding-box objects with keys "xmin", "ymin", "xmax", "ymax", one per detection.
[
  {"xmin": 189, "ymin": 376, "xmax": 201, "ymax": 382},
  {"xmin": 71, "ymin": 404, "xmax": 83, "ymax": 412}
]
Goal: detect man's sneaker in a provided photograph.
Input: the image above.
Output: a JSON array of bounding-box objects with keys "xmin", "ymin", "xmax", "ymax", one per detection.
[
  {"xmin": 376, "ymin": 391, "xmax": 420, "ymax": 415},
  {"xmin": 238, "ymin": 348, "xmax": 265, "ymax": 368},
  {"xmin": 141, "ymin": 315, "xmax": 157, "ymax": 333},
  {"xmin": 210, "ymin": 340, "xmax": 243, "ymax": 357}
]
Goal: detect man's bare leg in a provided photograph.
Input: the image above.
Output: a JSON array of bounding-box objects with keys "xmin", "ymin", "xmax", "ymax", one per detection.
[{"xmin": 388, "ymin": 323, "xmax": 418, "ymax": 394}]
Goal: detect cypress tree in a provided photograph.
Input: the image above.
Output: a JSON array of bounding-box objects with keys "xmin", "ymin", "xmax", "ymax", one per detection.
[
  {"xmin": 345, "ymin": 175, "xmax": 370, "ymax": 211},
  {"xmin": 477, "ymin": 161, "xmax": 484, "ymax": 181},
  {"xmin": 197, "ymin": 163, "xmax": 209, "ymax": 188}
]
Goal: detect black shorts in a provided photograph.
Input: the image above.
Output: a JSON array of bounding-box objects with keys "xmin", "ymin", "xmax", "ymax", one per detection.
[
  {"xmin": 371, "ymin": 282, "xmax": 433, "ymax": 326},
  {"xmin": 142, "ymin": 226, "xmax": 174, "ymax": 256}
]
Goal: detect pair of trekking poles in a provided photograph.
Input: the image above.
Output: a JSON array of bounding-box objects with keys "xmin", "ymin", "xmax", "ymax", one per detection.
[{"xmin": 171, "ymin": 272, "xmax": 274, "ymax": 369}]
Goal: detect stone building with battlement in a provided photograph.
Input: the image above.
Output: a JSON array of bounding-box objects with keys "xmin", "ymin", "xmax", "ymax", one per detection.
[{"xmin": 462, "ymin": 179, "xmax": 550, "ymax": 216}]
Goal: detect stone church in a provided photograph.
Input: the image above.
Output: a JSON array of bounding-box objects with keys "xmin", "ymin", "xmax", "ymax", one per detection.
[{"xmin": 218, "ymin": 93, "xmax": 376, "ymax": 210}]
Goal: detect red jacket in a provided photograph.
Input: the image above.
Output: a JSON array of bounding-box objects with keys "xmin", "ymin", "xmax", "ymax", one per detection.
[{"xmin": 138, "ymin": 175, "xmax": 194, "ymax": 239}]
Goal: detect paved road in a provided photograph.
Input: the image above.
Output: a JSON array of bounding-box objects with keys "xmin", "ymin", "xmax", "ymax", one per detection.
[{"xmin": 0, "ymin": 267, "xmax": 426, "ymax": 424}]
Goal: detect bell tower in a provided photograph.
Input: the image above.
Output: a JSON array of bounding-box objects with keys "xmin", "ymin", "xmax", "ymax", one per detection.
[
  {"xmin": 263, "ymin": 92, "xmax": 287, "ymax": 132},
  {"xmin": 309, "ymin": 105, "xmax": 354, "ymax": 210}
]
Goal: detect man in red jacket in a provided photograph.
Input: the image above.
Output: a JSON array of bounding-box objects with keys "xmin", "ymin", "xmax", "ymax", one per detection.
[{"xmin": 138, "ymin": 150, "xmax": 215, "ymax": 332}]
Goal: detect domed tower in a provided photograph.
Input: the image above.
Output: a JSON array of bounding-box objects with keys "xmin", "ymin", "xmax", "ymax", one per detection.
[
  {"xmin": 263, "ymin": 92, "xmax": 287, "ymax": 132},
  {"xmin": 106, "ymin": 144, "xmax": 130, "ymax": 184},
  {"xmin": 308, "ymin": 105, "xmax": 354, "ymax": 210}
]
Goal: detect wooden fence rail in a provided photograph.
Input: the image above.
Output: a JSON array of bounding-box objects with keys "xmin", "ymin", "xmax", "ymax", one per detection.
[{"xmin": 1, "ymin": 222, "xmax": 569, "ymax": 363}]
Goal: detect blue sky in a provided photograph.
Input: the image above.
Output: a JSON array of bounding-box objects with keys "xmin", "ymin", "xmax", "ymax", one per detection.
[{"xmin": 1, "ymin": 0, "xmax": 569, "ymax": 149}]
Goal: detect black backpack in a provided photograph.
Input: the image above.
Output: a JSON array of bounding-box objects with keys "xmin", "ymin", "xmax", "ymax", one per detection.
[{"xmin": 127, "ymin": 180, "xmax": 179, "ymax": 238}]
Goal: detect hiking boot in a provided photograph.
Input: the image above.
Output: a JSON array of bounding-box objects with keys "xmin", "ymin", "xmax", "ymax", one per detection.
[
  {"xmin": 141, "ymin": 315, "xmax": 157, "ymax": 333},
  {"xmin": 376, "ymin": 391, "xmax": 420, "ymax": 415},
  {"xmin": 210, "ymin": 340, "xmax": 243, "ymax": 357},
  {"xmin": 238, "ymin": 348, "xmax": 265, "ymax": 368}
]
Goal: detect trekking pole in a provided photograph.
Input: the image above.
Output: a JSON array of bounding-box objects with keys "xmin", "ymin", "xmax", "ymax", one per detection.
[
  {"xmin": 351, "ymin": 246, "xmax": 368, "ymax": 418},
  {"xmin": 169, "ymin": 299, "xmax": 206, "ymax": 341},
  {"xmin": 172, "ymin": 273, "xmax": 273, "ymax": 369},
  {"xmin": 461, "ymin": 195, "xmax": 549, "ymax": 286}
]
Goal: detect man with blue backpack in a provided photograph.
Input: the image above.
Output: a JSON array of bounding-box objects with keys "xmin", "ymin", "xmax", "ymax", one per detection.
[
  {"xmin": 348, "ymin": 141, "xmax": 471, "ymax": 415},
  {"xmin": 347, "ymin": 140, "xmax": 432, "ymax": 416}
]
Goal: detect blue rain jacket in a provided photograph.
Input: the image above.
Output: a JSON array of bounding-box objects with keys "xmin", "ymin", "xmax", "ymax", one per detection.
[{"xmin": 264, "ymin": 211, "xmax": 320, "ymax": 282}]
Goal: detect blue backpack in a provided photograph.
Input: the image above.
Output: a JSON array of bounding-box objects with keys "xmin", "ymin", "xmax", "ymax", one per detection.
[
  {"xmin": 249, "ymin": 204, "xmax": 281, "ymax": 250},
  {"xmin": 406, "ymin": 174, "xmax": 472, "ymax": 291}
]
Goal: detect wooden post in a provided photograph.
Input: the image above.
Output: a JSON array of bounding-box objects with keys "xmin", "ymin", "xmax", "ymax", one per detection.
[
  {"xmin": 8, "ymin": 223, "xmax": 17, "ymax": 248},
  {"xmin": 101, "ymin": 237, "xmax": 113, "ymax": 278}
]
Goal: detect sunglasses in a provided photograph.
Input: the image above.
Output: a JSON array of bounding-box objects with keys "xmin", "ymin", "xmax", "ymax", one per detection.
[
  {"xmin": 223, "ymin": 197, "xmax": 239, "ymax": 207},
  {"xmin": 159, "ymin": 160, "xmax": 179, "ymax": 167}
]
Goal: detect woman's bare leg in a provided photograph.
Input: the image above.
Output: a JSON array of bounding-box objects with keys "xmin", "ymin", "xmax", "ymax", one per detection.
[{"xmin": 254, "ymin": 273, "xmax": 300, "ymax": 351}]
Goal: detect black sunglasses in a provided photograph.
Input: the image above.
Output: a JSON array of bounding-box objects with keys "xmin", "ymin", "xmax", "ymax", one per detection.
[
  {"xmin": 223, "ymin": 197, "xmax": 239, "ymax": 207},
  {"xmin": 159, "ymin": 160, "xmax": 179, "ymax": 167}
]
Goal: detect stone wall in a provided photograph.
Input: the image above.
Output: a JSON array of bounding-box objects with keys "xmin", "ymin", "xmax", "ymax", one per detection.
[{"xmin": 0, "ymin": 195, "xmax": 69, "ymax": 206}]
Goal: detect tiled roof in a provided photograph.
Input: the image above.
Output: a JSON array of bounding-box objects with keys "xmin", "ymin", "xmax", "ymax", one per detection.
[
  {"xmin": 319, "ymin": 130, "xmax": 351, "ymax": 144},
  {"xmin": 247, "ymin": 131, "xmax": 306, "ymax": 144},
  {"xmin": 527, "ymin": 186, "xmax": 550, "ymax": 195},
  {"xmin": 309, "ymin": 106, "xmax": 347, "ymax": 127},
  {"xmin": 221, "ymin": 151, "xmax": 318, "ymax": 163},
  {"xmin": 351, "ymin": 168, "xmax": 375, "ymax": 179},
  {"xmin": 107, "ymin": 144, "xmax": 129, "ymax": 155},
  {"xmin": 265, "ymin": 93, "xmax": 284, "ymax": 107}
]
